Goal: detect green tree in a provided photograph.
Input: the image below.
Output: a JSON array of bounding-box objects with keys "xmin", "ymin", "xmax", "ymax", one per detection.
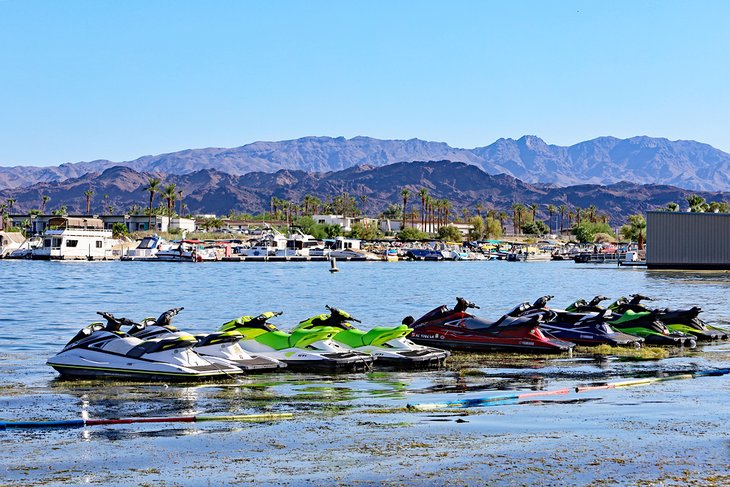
[
  {"xmin": 485, "ymin": 216, "xmax": 503, "ymax": 239},
  {"xmin": 397, "ymin": 226, "xmax": 427, "ymax": 241},
  {"xmin": 665, "ymin": 202, "xmax": 680, "ymax": 212},
  {"xmin": 707, "ymin": 201, "xmax": 729, "ymax": 213},
  {"xmin": 468, "ymin": 216, "xmax": 484, "ymax": 240},
  {"xmin": 619, "ymin": 214, "xmax": 647, "ymax": 249},
  {"xmin": 41, "ymin": 195, "xmax": 50, "ymax": 214},
  {"xmin": 572, "ymin": 222, "xmax": 613, "ymax": 243},
  {"xmin": 381, "ymin": 204, "xmax": 402, "ymax": 220},
  {"xmin": 436, "ymin": 224, "xmax": 462, "ymax": 242},
  {"xmin": 686, "ymin": 194, "xmax": 707, "ymax": 212},
  {"xmin": 111, "ymin": 222, "xmax": 129, "ymax": 237},
  {"xmin": 521, "ymin": 220, "xmax": 549, "ymax": 235},
  {"xmin": 349, "ymin": 222, "xmax": 381, "ymax": 240}
]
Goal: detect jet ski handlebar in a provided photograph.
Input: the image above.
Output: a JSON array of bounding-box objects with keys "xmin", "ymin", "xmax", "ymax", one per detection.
[
  {"xmin": 325, "ymin": 305, "xmax": 362, "ymax": 323},
  {"xmin": 588, "ymin": 295, "xmax": 610, "ymax": 306},
  {"xmin": 532, "ymin": 295, "xmax": 554, "ymax": 309},
  {"xmin": 629, "ymin": 294, "xmax": 653, "ymax": 303},
  {"xmin": 455, "ymin": 297, "xmax": 479, "ymax": 312}
]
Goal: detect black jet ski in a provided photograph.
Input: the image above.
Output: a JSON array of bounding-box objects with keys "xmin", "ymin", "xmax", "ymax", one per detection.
[
  {"xmin": 407, "ymin": 297, "xmax": 574, "ymax": 353},
  {"xmin": 510, "ymin": 295, "xmax": 644, "ymax": 347}
]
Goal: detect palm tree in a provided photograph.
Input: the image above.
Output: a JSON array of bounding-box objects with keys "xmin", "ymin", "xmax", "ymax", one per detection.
[
  {"xmin": 546, "ymin": 204, "xmax": 557, "ymax": 234},
  {"xmin": 528, "ymin": 203, "xmax": 538, "ymax": 222},
  {"xmin": 162, "ymin": 183, "xmax": 177, "ymax": 221},
  {"xmin": 360, "ymin": 194, "xmax": 368, "ymax": 217},
  {"xmin": 400, "ymin": 188, "xmax": 410, "ymax": 229},
  {"xmin": 575, "ymin": 207, "xmax": 582, "ymax": 225},
  {"xmin": 475, "ymin": 203, "xmax": 483, "ymax": 219},
  {"xmin": 178, "ymin": 190, "xmax": 183, "ymax": 217},
  {"xmin": 511, "ymin": 203, "xmax": 525, "ymax": 234},
  {"xmin": 558, "ymin": 204, "xmax": 567, "ymax": 234},
  {"xmin": 666, "ymin": 202, "xmax": 680, "ymax": 212},
  {"xmin": 419, "ymin": 188, "xmax": 429, "ymax": 231},
  {"xmin": 686, "ymin": 194, "xmax": 706, "ymax": 212},
  {"xmin": 83, "ymin": 189, "xmax": 94, "ymax": 214},
  {"xmin": 0, "ymin": 203, "xmax": 6, "ymax": 230},
  {"xmin": 144, "ymin": 178, "xmax": 161, "ymax": 230},
  {"xmin": 443, "ymin": 199, "xmax": 452, "ymax": 227},
  {"xmin": 103, "ymin": 194, "xmax": 109, "ymax": 215},
  {"xmin": 587, "ymin": 204, "xmax": 597, "ymax": 223},
  {"xmin": 498, "ymin": 211, "xmax": 508, "ymax": 234},
  {"xmin": 7, "ymin": 198, "xmax": 16, "ymax": 216},
  {"xmin": 41, "ymin": 195, "xmax": 50, "ymax": 214}
]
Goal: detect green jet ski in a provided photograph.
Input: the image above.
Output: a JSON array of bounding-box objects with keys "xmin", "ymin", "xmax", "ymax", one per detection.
[
  {"xmin": 294, "ymin": 305, "xmax": 450, "ymax": 369},
  {"xmin": 219, "ymin": 311, "xmax": 373, "ymax": 372}
]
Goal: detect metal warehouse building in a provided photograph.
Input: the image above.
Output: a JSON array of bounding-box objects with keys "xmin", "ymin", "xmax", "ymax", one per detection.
[{"xmin": 647, "ymin": 211, "xmax": 730, "ymax": 269}]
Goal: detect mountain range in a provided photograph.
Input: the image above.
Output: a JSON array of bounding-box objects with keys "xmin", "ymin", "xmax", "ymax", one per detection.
[
  {"xmin": 1, "ymin": 161, "xmax": 726, "ymax": 224},
  {"xmin": 2, "ymin": 135, "xmax": 730, "ymax": 191}
]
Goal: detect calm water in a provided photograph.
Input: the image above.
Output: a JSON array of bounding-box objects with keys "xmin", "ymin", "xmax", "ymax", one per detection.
[
  {"xmin": 2, "ymin": 260, "xmax": 729, "ymax": 485},
  {"xmin": 2, "ymin": 259, "xmax": 730, "ymax": 355}
]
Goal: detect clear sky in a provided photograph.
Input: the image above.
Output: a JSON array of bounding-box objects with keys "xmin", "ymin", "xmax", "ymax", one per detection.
[{"xmin": 1, "ymin": 0, "xmax": 729, "ymax": 167}]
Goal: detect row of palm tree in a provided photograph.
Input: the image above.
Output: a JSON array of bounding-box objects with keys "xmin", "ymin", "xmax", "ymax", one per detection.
[
  {"xmin": 142, "ymin": 178, "xmax": 183, "ymax": 229},
  {"xmin": 395, "ymin": 187, "xmax": 622, "ymax": 236}
]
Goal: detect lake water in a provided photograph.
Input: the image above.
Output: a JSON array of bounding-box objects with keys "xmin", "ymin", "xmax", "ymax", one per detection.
[{"xmin": 1, "ymin": 260, "xmax": 729, "ymax": 485}]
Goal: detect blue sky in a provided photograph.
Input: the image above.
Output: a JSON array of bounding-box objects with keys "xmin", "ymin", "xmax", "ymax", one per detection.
[{"xmin": 1, "ymin": 0, "xmax": 729, "ymax": 166}]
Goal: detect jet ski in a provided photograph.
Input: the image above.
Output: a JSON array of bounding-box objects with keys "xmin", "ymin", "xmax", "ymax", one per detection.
[
  {"xmin": 127, "ymin": 307, "xmax": 284, "ymax": 373},
  {"xmin": 609, "ymin": 294, "xmax": 728, "ymax": 341},
  {"xmin": 219, "ymin": 311, "xmax": 373, "ymax": 372},
  {"xmin": 407, "ymin": 297, "xmax": 575, "ymax": 353},
  {"xmin": 293, "ymin": 305, "xmax": 450, "ymax": 369},
  {"xmin": 565, "ymin": 295, "xmax": 612, "ymax": 313},
  {"xmin": 509, "ymin": 296, "xmax": 644, "ymax": 347},
  {"xmin": 47, "ymin": 312, "xmax": 243, "ymax": 381}
]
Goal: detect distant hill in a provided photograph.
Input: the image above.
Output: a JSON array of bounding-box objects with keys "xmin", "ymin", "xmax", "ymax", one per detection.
[
  {"xmin": 2, "ymin": 135, "xmax": 730, "ymax": 191},
  {"xmin": 2, "ymin": 161, "xmax": 726, "ymax": 224}
]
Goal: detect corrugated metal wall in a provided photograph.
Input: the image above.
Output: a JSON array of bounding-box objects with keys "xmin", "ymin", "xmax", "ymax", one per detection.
[{"xmin": 647, "ymin": 211, "xmax": 730, "ymax": 269}]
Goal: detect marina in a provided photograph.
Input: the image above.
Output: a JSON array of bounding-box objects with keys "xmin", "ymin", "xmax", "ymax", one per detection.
[{"xmin": 1, "ymin": 259, "xmax": 728, "ymax": 485}]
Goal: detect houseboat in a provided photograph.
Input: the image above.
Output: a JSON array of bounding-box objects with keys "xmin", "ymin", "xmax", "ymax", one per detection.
[{"xmin": 31, "ymin": 217, "xmax": 117, "ymax": 260}]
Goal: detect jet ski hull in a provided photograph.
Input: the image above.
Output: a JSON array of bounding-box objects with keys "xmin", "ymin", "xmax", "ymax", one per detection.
[
  {"xmin": 537, "ymin": 324, "xmax": 644, "ymax": 347},
  {"xmin": 409, "ymin": 331, "xmax": 573, "ymax": 353},
  {"xmin": 47, "ymin": 350, "xmax": 239, "ymax": 381},
  {"xmin": 280, "ymin": 353, "xmax": 373, "ymax": 373},
  {"xmin": 370, "ymin": 349, "xmax": 450, "ymax": 369}
]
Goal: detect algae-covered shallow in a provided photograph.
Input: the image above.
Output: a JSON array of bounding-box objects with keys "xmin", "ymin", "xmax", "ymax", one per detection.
[{"xmin": 1, "ymin": 260, "xmax": 729, "ymax": 485}]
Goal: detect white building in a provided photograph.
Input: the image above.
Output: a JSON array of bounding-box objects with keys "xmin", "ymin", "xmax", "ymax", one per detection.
[{"xmin": 312, "ymin": 214, "xmax": 379, "ymax": 232}]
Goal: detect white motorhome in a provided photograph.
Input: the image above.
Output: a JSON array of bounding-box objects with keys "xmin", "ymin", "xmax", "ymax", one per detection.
[{"xmin": 32, "ymin": 217, "xmax": 117, "ymax": 260}]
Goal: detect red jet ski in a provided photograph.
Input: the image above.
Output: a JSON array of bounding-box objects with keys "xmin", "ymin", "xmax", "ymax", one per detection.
[{"xmin": 406, "ymin": 297, "xmax": 575, "ymax": 353}]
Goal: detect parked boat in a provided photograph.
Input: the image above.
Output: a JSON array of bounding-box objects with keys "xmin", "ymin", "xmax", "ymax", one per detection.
[
  {"xmin": 32, "ymin": 217, "xmax": 117, "ymax": 260},
  {"xmin": 384, "ymin": 248, "xmax": 399, "ymax": 262},
  {"xmin": 155, "ymin": 240, "xmax": 217, "ymax": 262},
  {"xmin": 244, "ymin": 230, "xmax": 288, "ymax": 257},
  {"xmin": 0, "ymin": 231, "xmax": 25, "ymax": 258},
  {"xmin": 275, "ymin": 230, "xmax": 325, "ymax": 257},
  {"xmin": 122, "ymin": 234, "xmax": 170, "ymax": 260},
  {"xmin": 324, "ymin": 237, "xmax": 380, "ymax": 260},
  {"xmin": 5, "ymin": 236, "xmax": 42, "ymax": 259}
]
